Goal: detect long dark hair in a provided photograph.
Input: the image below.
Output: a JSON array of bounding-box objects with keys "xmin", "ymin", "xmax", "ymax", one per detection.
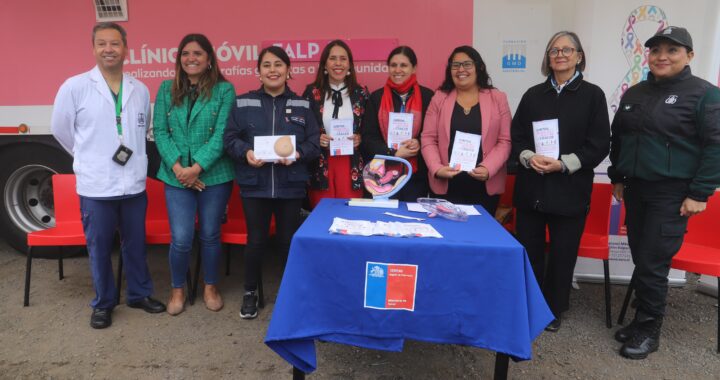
[
  {"xmin": 310, "ymin": 40, "xmax": 359, "ymax": 99},
  {"xmin": 172, "ymin": 34, "xmax": 226, "ymax": 106},
  {"xmin": 439, "ymin": 45, "xmax": 493, "ymax": 92}
]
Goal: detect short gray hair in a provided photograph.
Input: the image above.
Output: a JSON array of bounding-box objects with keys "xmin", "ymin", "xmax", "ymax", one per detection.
[
  {"xmin": 92, "ymin": 22, "xmax": 127, "ymax": 46},
  {"xmin": 541, "ymin": 31, "xmax": 585, "ymax": 76}
]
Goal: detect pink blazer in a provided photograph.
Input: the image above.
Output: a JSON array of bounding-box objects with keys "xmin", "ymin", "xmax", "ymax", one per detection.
[{"xmin": 421, "ymin": 88, "xmax": 512, "ymax": 196}]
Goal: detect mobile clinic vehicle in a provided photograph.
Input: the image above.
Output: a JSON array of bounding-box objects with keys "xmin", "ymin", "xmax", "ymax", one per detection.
[{"xmin": 0, "ymin": 0, "xmax": 472, "ymax": 253}]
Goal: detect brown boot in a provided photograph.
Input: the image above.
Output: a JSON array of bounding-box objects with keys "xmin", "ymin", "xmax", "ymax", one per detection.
[
  {"xmin": 204, "ymin": 284, "xmax": 224, "ymax": 312},
  {"xmin": 167, "ymin": 288, "xmax": 186, "ymax": 316}
]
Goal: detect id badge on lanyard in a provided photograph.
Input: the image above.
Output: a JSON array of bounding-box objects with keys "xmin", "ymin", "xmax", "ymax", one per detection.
[{"xmin": 111, "ymin": 81, "xmax": 133, "ymax": 166}]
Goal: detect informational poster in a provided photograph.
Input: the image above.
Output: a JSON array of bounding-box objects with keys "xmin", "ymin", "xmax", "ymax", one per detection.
[
  {"xmin": 328, "ymin": 118, "xmax": 354, "ymax": 156},
  {"xmin": 532, "ymin": 119, "xmax": 560, "ymax": 159},
  {"xmin": 365, "ymin": 262, "xmax": 418, "ymax": 311},
  {"xmin": 387, "ymin": 112, "xmax": 414, "ymax": 150},
  {"xmin": 449, "ymin": 131, "xmax": 481, "ymax": 171}
]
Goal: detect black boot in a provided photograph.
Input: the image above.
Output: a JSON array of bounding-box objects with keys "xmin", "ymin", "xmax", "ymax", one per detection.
[
  {"xmin": 614, "ymin": 318, "xmax": 641, "ymax": 343},
  {"xmin": 620, "ymin": 316, "xmax": 662, "ymax": 359}
]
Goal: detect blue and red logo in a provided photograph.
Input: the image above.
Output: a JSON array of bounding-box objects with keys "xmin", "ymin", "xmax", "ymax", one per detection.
[{"xmin": 364, "ymin": 262, "xmax": 418, "ymax": 311}]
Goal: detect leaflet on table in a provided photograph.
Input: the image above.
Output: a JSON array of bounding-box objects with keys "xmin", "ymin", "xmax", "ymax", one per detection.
[
  {"xmin": 406, "ymin": 202, "xmax": 481, "ymax": 215},
  {"xmin": 532, "ymin": 119, "xmax": 560, "ymax": 159},
  {"xmin": 328, "ymin": 118, "xmax": 354, "ymax": 156},
  {"xmin": 328, "ymin": 217, "xmax": 442, "ymax": 238},
  {"xmin": 448, "ymin": 131, "xmax": 481, "ymax": 171},
  {"xmin": 254, "ymin": 135, "xmax": 296, "ymax": 162},
  {"xmin": 386, "ymin": 112, "xmax": 413, "ymax": 150}
]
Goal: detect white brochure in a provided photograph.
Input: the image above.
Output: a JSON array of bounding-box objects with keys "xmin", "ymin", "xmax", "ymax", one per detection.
[
  {"xmin": 449, "ymin": 131, "xmax": 481, "ymax": 171},
  {"xmin": 387, "ymin": 112, "xmax": 414, "ymax": 150},
  {"xmin": 532, "ymin": 119, "xmax": 560, "ymax": 159},
  {"xmin": 328, "ymin": 118, "xmax": 354, "ymax": 156},
  {"xmin": 254, "ymin": 135, "xmax": 296, "ymax": 162}
]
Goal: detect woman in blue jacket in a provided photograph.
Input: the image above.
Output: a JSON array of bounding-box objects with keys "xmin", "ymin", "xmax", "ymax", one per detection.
[{"xmin": 224, "ymin": 46, "xmax": 320, "ymax": 319}]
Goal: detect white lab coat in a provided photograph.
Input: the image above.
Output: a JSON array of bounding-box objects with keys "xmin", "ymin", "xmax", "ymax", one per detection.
[{"xmin": 51, "ymin": 66, "xmax": 151, "ymax": 197}]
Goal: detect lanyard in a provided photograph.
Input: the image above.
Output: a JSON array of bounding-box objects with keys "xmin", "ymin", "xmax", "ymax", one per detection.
[{"xmin": 111, "ymin": 81, "xmax": 124, "ymax": 141}]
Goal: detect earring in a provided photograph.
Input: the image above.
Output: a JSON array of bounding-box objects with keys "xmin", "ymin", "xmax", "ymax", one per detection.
[
  {"xmin": 208, "ymin": 63, "xmax": 212, "ymax": 70},
  {"xmin": 346, "ymin": 71, "xmax": 351, "ymax": 76},
  {"xmin": 324, "ymin": 69, "xmax": 328, "ymax": 75}
]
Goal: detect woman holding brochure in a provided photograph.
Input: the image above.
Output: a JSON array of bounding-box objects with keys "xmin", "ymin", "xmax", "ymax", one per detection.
[
  {"xmin": 223, "ymin": 46, "xmax": 320, "ymax": 320},
  {"xmin": 362, "ymin": 46, "xmax": 434, "ymax": 201},
  {"xmin": 153, "ymin": 34, "xmax": 235, "ymax": 315},
  {"xmin": 421, "ymin": 45, "xmax": 511, "ymax": 216},
  {"xmin": 510, "ymin": 31, "xmax": 610, "ymax": 332},
  {"xmin": 303, "ymin": 40, "xmax": 370, "ymax": 208}
]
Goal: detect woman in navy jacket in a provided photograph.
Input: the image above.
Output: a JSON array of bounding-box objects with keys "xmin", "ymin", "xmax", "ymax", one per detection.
[{"xmin": 224, "ymin": 46, "xmax": 320, "ymax": 319}]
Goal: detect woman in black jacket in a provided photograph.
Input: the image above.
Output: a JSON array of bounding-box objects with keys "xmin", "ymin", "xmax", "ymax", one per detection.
[
  {"xmin": 224, "ymin": 46, "xmax": 320, "ymax": 320},
  {"xmin": 511, "ymin": 31, "xmax": 610, "ymax": 332},
  {"xmin": 362, "ymin": 46, "xmax": 434, "ymax": 201}
]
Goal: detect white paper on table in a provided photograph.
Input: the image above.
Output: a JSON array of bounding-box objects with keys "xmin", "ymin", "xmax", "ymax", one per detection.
[
  {"xmin": 328, "ymin": 118, "xmax": 354, "ymax": 156},
  {"xmin": 329, "ymin": 217, "xmax": 375, "ymax": 236},
  {"xmin": 254, "ymin": 135, "xmax": 296, "ymax": 162},
  {"xmin": 448, "ymin": 131, "xmax": 481, "ymax": 171},
  {"xmin": 532, "ymin": 119, "xmax": 560, "ymax": 159},
  {"xmin": 387, "ymin": 112, "xmax": 414, "ymax": 150},
  {"xmin": 406, "ymin": 202, "xmax": 481, "ymax": 216}
]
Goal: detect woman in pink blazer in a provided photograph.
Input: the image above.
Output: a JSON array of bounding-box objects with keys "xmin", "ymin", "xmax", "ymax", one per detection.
[{"xmin": 421, "ymin": 46, "xmax": 511, "ymax": 215}]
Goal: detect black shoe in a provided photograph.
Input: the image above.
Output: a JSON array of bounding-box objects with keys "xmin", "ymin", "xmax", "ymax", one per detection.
[
  {"xmin": 127, "ymin": 296, "xmax": 166, "ymax": 313},
  {"xmin": 620, "ymin": 318, "xmax": 662, "ymax": 360},
  {"xmin": 90, "ymin": 308, "xmax": 112, "ymax": 329},
  {"xmin": 240, "ymin": 290, "xmax": 258, "ymax": 319},
  {"xmin": 615, "ymin": 319, "xmax": 641, "ymax": 343},
  {"xmin": 545, "ymin": 318, "xmax": 561, "ymax": 332}
]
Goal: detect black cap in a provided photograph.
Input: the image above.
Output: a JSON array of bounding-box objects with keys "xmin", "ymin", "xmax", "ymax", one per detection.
[{"xmin": 645, "ymin": 26, "xmax": 693, "ymax": 51}]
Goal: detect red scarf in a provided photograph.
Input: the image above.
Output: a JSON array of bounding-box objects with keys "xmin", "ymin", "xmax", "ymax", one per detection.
[{"xmin": 378, "ymin": 74, "xmax": 422, "ymax": 173}]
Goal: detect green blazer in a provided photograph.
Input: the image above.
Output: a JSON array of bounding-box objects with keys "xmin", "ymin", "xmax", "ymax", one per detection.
[{"xmin": 153, "ymin": 80, "xmax": 236, "ymax": 187}]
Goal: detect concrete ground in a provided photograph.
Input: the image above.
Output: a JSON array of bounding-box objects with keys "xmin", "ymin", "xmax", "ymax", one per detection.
[{"xmin": 0, "ymin": 237, "xmax": 718, "ymax": 379}]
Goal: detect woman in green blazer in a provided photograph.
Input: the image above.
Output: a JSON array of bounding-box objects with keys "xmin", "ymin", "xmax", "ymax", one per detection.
[{"xmin": 153, "ymin": 34, "xmax": 235, "ymax": 315}]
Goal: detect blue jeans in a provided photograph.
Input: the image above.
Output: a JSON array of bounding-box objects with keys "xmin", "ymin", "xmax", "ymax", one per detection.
[
  {"xmin": 80, "ymin": 193, "xmax": 153, "ymax": 309},
  {"xmin": 164, "ymin": 182, "xmax": 232, "ymax": 288}
]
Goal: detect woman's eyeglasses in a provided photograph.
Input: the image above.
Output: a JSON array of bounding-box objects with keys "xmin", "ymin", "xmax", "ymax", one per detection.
[
  {"xmin": 450, "ymin": 61, "xmax": 475, "ymax": 70},
  {"xmin": 548, "ymin": 47, "xmax": 576, "ymax": 57}
]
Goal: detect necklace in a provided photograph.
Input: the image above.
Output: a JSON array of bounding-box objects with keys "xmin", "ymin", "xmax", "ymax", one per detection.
[{"xmin": 463, "ymin": 107, "xmax": 471, "ymax": 116}]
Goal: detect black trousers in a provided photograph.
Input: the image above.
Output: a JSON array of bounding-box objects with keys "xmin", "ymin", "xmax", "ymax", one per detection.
[
  {"xmin": 516, "ymin": 208, "xmax": 586, "ymax": 317},
  {"xmin": 624, "ymin": 179, "xmax": 689, "ymax": 318},
  {"xmin": 241, "ymin": 197, "xmax": 303, "ymax": 291}
]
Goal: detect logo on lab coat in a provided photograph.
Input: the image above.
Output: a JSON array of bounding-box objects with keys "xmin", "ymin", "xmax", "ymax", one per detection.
[
  {"xmin": 137, "ymin": 112, "xmax": 147, "ymax": 128},
  {"xmin": 665, "ymin": 95, "xmax": 678, "ymax": 104}
]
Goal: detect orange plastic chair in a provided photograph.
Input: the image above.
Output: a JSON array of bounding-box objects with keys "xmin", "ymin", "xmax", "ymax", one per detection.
[
  {"xmin": 578, "ymin": 183, "xmax": 614, "ymax": 328},
  {"xmin": 498, "ymin": 174, "xmax": 516, "ymax": 233},
  {"xmin": 619, "ymin": 197, "xmax": 720, "ymax": 352},
  {"xmin": 24, "ymin": 174, "xmax": 86, "ymax": 306}
]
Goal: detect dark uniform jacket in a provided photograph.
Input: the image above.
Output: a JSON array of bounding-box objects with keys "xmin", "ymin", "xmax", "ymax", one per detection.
[
  {"xmin": 223, "ymin": 87, "xmax": 321, "ymax": 199},
  {"xmin": 511, "ymin": 74, "xmax": 610, "ymax": 216},
  {"xmin": 608, "ymin": 66, "xmax": 720, "ymax": 202}
]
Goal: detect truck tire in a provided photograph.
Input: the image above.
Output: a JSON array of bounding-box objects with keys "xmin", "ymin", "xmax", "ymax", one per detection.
[{"xmin": 0, "ymin": 145, "xmax": 73, "ymax": 253}]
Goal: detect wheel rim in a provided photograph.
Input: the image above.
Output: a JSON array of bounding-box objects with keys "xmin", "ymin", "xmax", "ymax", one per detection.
[{"xmin": 4, "ymin": 164, "xmax": 57, "ymax": 233}]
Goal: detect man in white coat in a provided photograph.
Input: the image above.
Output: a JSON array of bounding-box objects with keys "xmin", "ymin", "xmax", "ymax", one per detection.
[{"xmin": 51, "ymin": 22, "xmax": 165, "ymax": 329}]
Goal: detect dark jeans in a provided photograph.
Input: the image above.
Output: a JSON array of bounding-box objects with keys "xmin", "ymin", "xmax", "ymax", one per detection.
[
  {"xmin": 80, "ymin": 193, "xmax": 153, "ymax": 309},
  {"xmin": 516, "ymin": 208, "xmax": 586, "ymax": 317},
  {"xmin": 624, "ymin": 179, "xmax": 689, "ymax": 318},
  {"xmin": 241, "ymin": 197, "xmax": 303, "ymax": 291}
]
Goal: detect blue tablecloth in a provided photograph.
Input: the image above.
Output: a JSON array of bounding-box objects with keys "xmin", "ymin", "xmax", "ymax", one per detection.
[{"xmin": 265, "ymin": 198, "xmax": 552, "ymax": 373}]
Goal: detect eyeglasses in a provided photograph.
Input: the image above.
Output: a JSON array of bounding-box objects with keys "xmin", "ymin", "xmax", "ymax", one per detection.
[
  {"xmin": 548, "ymin": 47, "xmax": 576, "ymax": 57},
  {"xmin": 450, "ymin": 61, "xmax": 475, "ymax": 70}
]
